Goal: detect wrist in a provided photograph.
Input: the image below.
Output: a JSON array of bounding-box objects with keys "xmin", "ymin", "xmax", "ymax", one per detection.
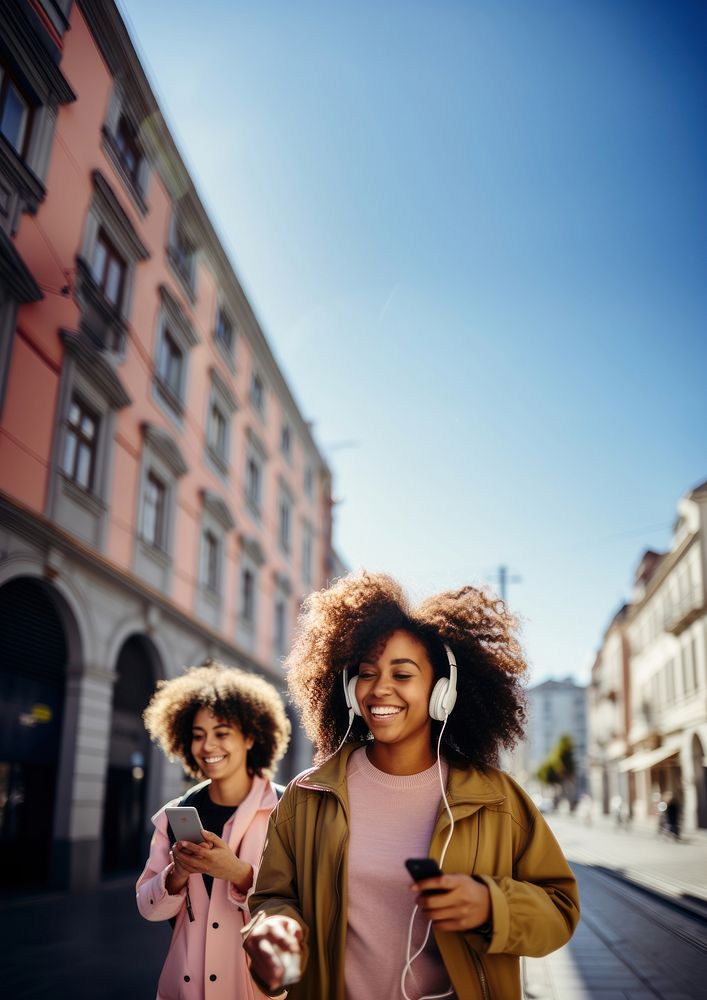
[
  {"xmin": 166, "ymin": 863, "xmax": 188, "ymax": 892},
  {"xmin": 231, "ymin": 859, "xmax": 254, "ymax": 893}
]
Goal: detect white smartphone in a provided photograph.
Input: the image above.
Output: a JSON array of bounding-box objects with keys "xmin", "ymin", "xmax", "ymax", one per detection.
[{"xmin": 166, "ymin": 806, "xmax": 206, "ymax": 844}]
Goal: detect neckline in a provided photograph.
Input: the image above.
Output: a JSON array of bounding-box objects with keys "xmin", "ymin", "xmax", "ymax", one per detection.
[{"xmin": 349, "ymin": 746, "xmax": 448, "ymax": 789}]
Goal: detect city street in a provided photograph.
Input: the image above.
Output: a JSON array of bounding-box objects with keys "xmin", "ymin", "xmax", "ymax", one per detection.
[
  {"xmin": 1, "ymin": 813, "xmax": 706, "ymax": 998},
  {"xmin": 523, "ymin": 815, "xmax": 707, "ymax": 999}
]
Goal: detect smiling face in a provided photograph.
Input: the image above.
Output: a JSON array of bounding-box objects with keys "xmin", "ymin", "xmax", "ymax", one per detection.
[
  {"xmin": 190, "ymin": 707, "xmax": 254, "ymax": 784},
  {"xmin": 355, "ymin": 629, "xmax": 436, "ymax": 759}
]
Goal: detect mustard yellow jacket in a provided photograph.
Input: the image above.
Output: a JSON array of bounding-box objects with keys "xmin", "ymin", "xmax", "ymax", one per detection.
[{"xmin": 246, "ymin": 743, "xmax": 579, "ymax": 1000}]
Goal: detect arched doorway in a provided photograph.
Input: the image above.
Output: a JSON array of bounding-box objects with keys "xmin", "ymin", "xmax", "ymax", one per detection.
[
  {"xmin": 0, "ymin": 578, "xmax": 68, "ymax": 888},
  {"xmin": 101, "ymin": 635, "xmax": 159, "ymax": 875},
  {"xmin": 692, "ymin": 734, "xmax": 707, "ymax": 830}
]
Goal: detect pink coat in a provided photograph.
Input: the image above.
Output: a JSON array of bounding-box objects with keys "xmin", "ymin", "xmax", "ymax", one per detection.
[{"xmin": 136, "ymin": 774, "xmax": 276, "ymax": 1000}]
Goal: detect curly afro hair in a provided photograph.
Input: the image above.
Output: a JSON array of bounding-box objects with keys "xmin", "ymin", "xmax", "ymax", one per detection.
[
  {"xmin": 286, "ymin": 572, "xmax": 527, "ymax": 766},
  {"xmin": 143, "ymin": 661, "xmax": 290, "ymax": 779}
]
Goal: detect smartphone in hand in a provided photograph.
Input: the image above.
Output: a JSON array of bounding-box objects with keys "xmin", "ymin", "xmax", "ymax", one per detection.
[
  {"xmin": 405, "ymin": 857, "xmax": 448, "ymax": 895},
  {"xmin": 166, "ymin": 806, "xmax": 206, "ymax": 844}
]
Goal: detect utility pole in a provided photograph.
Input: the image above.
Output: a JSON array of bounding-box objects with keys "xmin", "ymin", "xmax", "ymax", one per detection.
[{"xmin": 492, "ymin": 565, "xmax": 522, "ymax": 604}]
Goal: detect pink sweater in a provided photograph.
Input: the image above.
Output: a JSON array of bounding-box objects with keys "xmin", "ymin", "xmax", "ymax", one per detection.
[{"xmin": 345, "ymin": 748, "xmax": 455, "ymax": 1000}]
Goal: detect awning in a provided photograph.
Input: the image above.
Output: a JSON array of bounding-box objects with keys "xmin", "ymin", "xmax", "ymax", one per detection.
[{"xmin": 618, "ymin": 740, "xmax": 682, "ymax": 773}]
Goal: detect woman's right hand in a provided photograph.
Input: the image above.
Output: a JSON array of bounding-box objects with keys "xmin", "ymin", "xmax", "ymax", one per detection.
[{"xmin": 242, "ymin": 914, "xmax": 303, "ymax": 991}]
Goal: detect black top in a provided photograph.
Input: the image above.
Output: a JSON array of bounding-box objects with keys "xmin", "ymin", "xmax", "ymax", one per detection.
[{"xmin": 190, "ymin": 784, "xmax": 237, "ymax": 898}]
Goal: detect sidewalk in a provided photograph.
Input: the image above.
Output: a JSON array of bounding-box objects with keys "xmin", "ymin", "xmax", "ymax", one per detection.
[
  {"xmin": 0, "ymin": 875, "xmax": 169, "ymax": 999},
  {"xmin": 521, "ymin": 813, "xmax": 707, "ymax": 1000},
  {"xmin": 546, "ymin": 811, "xmax": 707, "ymax": 915}
]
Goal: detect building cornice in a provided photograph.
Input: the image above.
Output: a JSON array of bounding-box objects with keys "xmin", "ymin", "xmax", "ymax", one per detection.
[
  {"xmin": 209, "ymin": 366, "xmax": 238, "ymax": 413},
  {"xmin": 1, "ymin": 1, "xmax": 76, "ymax": 104},
  {"xmin": 158, "ymin": 283, "xmax": 198, "ymax": 346},
  {"xmin": 91, "ymin": 169, "xmax": 149, "ymax": 261},
  {"xmin": 60, "ymin": 330, "xmax": 131, "ymax": 408},
  {"xmin": 201, "ymin": 489, "xmax": 236, "ymax": 531},
  {"xmin": 141, "ymin": 422, "xmax": 188, "ymax": 477}
]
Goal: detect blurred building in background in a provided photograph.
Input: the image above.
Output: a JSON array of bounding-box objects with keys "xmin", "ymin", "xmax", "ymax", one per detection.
[
  {"xmin": 587, "ymin": 605, "xmax": 632, "ymax": 815},
  {"xmin": 509, "ymin": 677, "xmax": 588, "ymax": 796},
  {"xmin": 0, "ymin": 0, "xmax": 340, "ymax": 892},
  {"xmin": 616, "ymin": 482, "xmax": 707, "ymax": 833}
]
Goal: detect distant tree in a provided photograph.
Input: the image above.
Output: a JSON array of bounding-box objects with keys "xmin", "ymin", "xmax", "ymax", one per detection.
[
  {"xmin": 536, "ymin": 760, "xmax": 560, "ymax": 786},
  {"xmin": 536, "ymin": 734, "xmax": 577, "ymax": 806}
]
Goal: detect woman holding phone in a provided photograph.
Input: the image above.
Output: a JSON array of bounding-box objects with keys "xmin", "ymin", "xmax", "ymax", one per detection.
[
  {"xmin": 136, "ymin": 661, "xmax": 290, "ymax": 999},
  {"xmin": 242, "ymin": 573, "xmax": 579, "ymax": 1000}
]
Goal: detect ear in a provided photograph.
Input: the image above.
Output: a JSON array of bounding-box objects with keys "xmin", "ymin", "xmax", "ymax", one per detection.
[{"xmin": 245, "ymin": 735, "xmax": 255, "ymax": 751}]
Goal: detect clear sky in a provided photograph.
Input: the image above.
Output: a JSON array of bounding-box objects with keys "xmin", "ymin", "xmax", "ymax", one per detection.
[{"xmin": 118, "ymin": 0, "xmax": 706, "ymax": 685}]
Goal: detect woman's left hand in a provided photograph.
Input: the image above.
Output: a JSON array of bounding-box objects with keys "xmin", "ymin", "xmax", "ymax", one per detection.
[
  {"xmin": 411, "ymin": 873, "xmax": 491, "ymax": 933},
  {"xmin": 173, "ymin": 830, "xmax": 253, "ymax": 891}
]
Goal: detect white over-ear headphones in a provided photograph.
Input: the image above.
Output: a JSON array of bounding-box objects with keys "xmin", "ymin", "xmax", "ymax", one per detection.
[{"xmin": 343, "ymin": 642, "xmax": 458, "ymax": 722}]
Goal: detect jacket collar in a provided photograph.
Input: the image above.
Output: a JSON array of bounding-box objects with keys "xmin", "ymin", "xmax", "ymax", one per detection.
[{"xmin": 297, "ymin": 742, "xmax": 505, "ymax": 807}]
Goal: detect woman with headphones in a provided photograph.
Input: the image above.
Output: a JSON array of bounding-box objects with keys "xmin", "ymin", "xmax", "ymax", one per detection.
[{"xmin": 242, "ymin": 573, "xmax": 579, "ymax": 1000}]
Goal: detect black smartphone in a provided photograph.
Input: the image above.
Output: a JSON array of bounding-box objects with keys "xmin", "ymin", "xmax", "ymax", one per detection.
[{"xmin": 405, "ymin": 857, "xmax": 448, "ymax": 895}]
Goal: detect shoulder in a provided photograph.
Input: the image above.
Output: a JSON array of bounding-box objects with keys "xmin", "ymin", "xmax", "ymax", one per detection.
[
  {"xmin": 450, "ymin": 764, "xmax": 540, "ymax": 831},
  {"xmin": 150, "ymin": 795, "xmax": 185, "ymax": 829}
]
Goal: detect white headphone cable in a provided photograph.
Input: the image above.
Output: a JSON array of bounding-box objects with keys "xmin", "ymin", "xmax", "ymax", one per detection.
[{"xmin": 400, "ymin": 718, "xmax": 455, "ymax": 1000}]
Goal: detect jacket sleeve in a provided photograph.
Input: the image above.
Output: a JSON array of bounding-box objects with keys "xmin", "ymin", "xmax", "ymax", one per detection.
[
  {"xmin": 136, "ymin": 804, "xmax": 189, "ymax": 922},
  {"xmin": 241, "ymin": 791, "xmax": 310, "ymax": 996},
  {"xmin": 472, "ymin": 811, "xmax": 580, "ymax": 958}
]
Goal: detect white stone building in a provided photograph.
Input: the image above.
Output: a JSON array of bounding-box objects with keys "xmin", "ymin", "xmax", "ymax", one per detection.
[
  {"xmin": 588, "ymin": 605, "xmax": 632, "ymax": 814},
  {"xmin": 621, "ymin": 482, "xmax": 707, "ymax": 832}
]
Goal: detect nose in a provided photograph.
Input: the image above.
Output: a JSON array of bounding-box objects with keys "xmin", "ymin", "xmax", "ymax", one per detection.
[{"xmin": 371, "ymin": 673, "xmax": 394, "ymax": 697}]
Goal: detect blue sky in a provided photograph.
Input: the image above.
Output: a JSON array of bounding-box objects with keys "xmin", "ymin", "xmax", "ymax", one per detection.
[{"xmin": 118, "ymin": 0, "xmax": 706, "ymax": 684}]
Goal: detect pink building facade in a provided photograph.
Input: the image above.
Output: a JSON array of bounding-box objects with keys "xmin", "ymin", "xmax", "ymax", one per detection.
[{"xmin": 0, "ymin": 0, "xmax": 339, "ymax": 891}]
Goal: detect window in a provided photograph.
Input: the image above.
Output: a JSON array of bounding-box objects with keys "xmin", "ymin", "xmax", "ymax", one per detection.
[
  {"xmin": 279, "ymin": 493, "xmax": 292, "ymax": 553},
  {"xmin": 169, "ymin": 220, "xmax": 195, "ymax": 291},
  {"xmin": 274, "ymin": 596, "xmax": 287, "ymax": 657},
  {"xmin": 304, "ymin": 465, "xmax": 314, "ymax": 500},
  {"xmin": 204, "ymin": 369, "xmax": 236, "ymax": 473},
  {"xmin": 238, "ymin": 540, "xmax": 264, "ymax": 643},
  {"xmin": 151, "ymin": 285, "xmax": 199, "ymax": 419},
  {"xmin": 62, "ymin": 396, "xmax": 99, "ymax": 491},
  {"xmin": 241, "ymin": 567, "xmax": 255, "ymax": 624},
  {"xmin": 202, "ymin": 529, "xmax": 220, "ymax": 594},
  {"xmin": 114, "ymin": 114, "xmax": 142, "ymax": 187},
  {"xmin": 91, "ymin": 229, "xmax": 126, "ymax": 309},
  {"xmin": 0, "ymin": 64, "xmax": 31, "ymax": 156},
  {"xmin": 302, "ymin": 523, "xmax": 313, "ymax": 585},
  {"xmin": 251, "ymin": 372, "xmax": 265, "ymax": 415},
  {"xmin": 208, "ymin": 402, "xmax": 227, "ymax": 459},
  {"xmin": 281, "ymin": 423, "xmax": 291, "ymax": 459},
  {"xmin": 156, "ymin": 329, "xmax": 183, "ymax": 399},
  {"xmin": 215, "ymin": 307, "xmax": 234, "ymax": 353},
  {"xmin": 140, "ymin": 472, "xmax": 166, "ymax": 549},
  {"xmin": 134, "ymin": 423, "xmax": 187, "ymax": 589},
  {"xmin": 246, "ymin": 455, "xmax": 261, "ymax": 511}
]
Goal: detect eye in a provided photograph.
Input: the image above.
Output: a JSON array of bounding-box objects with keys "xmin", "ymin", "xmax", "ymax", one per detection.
[
  {"xmin": 394, "ymin": 673, "xmax": 413, "ymax": 681},
  {"xmin": 357, "ymin": 671, "xmax": 375, "ymax": 680}
]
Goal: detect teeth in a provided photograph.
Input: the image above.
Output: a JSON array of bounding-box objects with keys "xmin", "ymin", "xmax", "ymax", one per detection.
[
  {"xmin": 204, "ymin": 756, "xmax": 225, "ymax": 763},
  {"xmin": 370, "ymin": 707, "xmax": 402, "ymax": 717}
]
